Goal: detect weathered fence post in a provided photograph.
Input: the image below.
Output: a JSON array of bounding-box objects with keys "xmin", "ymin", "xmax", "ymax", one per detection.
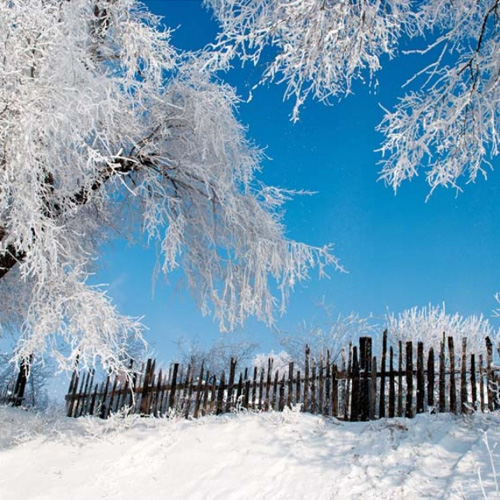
[
  {"xmin": 12, "ymin": 355, "xmax": 32, "ymax": 407},
  {"xmin": 379, "ymin": 330, "xmax": 387, "ymax": 418},
  {"xmin": 405, "ymin": 341, "xmax": 413, "ymax": 418},
  {"xmin": 416, "ymin": 342, "xmax": 424, "ymax": 414}
]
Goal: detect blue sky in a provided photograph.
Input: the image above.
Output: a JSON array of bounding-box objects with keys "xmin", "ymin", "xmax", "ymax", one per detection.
[{"xmin": 92, "ymin": 0, "xmax": 500, "ymax": 361}]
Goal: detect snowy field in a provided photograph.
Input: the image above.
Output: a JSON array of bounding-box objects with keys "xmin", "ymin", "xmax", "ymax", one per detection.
[{"xmin": 0, "ymin": 407, "xmax": 499, "ymax": 500}]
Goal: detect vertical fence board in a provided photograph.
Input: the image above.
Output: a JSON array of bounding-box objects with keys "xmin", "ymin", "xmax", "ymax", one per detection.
[
  {"xmin": 311, "ymin": 363, "xmax": 317, "ymax": 414},
  {"xmin": 427, "ymin": 348, "xmax": 435, "ymax": 409},
  {"xmin": 388, "ymin": 346, "xmax": 395, "ymax": 418},
  {"xmin": 288, "ymin": 362, "xmax": 294, "ymax": 410},
  {"xmin": 370, "ymin": 356, "xmax": 377, "ymax": 420},
  {"xmin": 304, "ymin": 346, "xmax": 310, "ymax": 413},
  {"xmin": 479, "ymin": 354, "xmax": 485, "ymax": 412},
  {"xmin": 416, "ymin": 342, "xmax": 424, "ymax": 414},
  {"xmin": 439, "ymin": 336, "xmax": 446, "ymax": 413},
  {"xmin": 351, "ymin": 346, "xmax": 360, "ymax": 422},
  {"xmin": 470, "ymin": 354, "xmax": 477, "ymax": 410},
  {"xmin": 448, "ymin": 337, "xmax": 457, "ymax": 414},
  {"xmin": 397, "ymin": 341, "xmax": 403, "ymax": 418},
  {"xmin": 461, "ymin": 338, "xmax": 468, "ymax": 414},
  {"xmin": 405, "ymin": 342, "xmax": 413, "ymax": 418},
  {"xmin": 486, "ymin": 337, "xmax": 495, "ymax": 411},
  {"xmin": 332, "ymin": 364, "xmax": 338, "ymax": 418},
  {"xmin": 379, "ymin": 330, "xmax": 387, "ymax": 418}
]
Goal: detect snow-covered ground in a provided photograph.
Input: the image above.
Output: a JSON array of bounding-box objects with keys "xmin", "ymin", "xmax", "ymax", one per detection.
[{"xmin": 0, "ymin": 406, "xmax": 499, "ymax": 500}]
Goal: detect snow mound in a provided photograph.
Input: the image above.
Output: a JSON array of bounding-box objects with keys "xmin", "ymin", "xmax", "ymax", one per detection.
[{"xmin": 0, "ymin": 406, "xmax": 499, "ymax": 499}]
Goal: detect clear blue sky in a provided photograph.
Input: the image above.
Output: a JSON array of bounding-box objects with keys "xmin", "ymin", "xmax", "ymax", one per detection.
[{"xmin": 92, "ymin": 0, "xmax": 500, "ymax": 361}]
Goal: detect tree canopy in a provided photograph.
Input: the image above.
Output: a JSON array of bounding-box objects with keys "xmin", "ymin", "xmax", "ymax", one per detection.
[{"xmin": 2, "ymin": 0, "xmax": 499, "ymax": 372}]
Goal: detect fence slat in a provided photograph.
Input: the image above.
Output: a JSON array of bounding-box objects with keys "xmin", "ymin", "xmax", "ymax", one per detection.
[
  {"xmin": 332, "ymin": 364, "xmax": 338, "ymax": 418},
  {"xmin": 461, "ymin": 338, "xmax": 468, "ymax": 414},
  {"xmin": 427, "ymin": 348, "xmax": 434, "ymax": 409},
  {"xmin": 448, "ymin": 337, "xmax": 457, "ymax": 414},
  {"xmin": 486, "ymin": 337, "xmax": 495, "ymax": 411},
  {"xmin": 439, "ymin": 335, "xmax": 446, "ymax": 413},
  {"xmin": 370, "ymin": 356, "xmax": 377, "ymax": 420},
  {"xmin": 470, "ymin": 354, "xmax": 477, "ymax": 410},
  {"xmin": 405, "ymin": 342, "xmax": 413, "ymax": 418},
  {"xmin": 397, "ymin": 341, "xmax": 403, "ymax": 418},
  {"xmin": 288, "ymin": 362, "xmax": 294, "ymax": 410},
  {"xmin": 379, "ymin": 330, "xmax": 387, "ymax": 418},
  {"xmin": 304, "ymin": 346, "xmax": 310, "ymax": 413},
  {"xmin": 388, "ymin": 346, "xmax": 395, "ymax": 418},
  {"xmin": 416, "ymin": 342, "xmax": 424, "ymax": 414},
  {"xmin": 351, "ymin": 346, "xmax": 360, "ymax": 422}
]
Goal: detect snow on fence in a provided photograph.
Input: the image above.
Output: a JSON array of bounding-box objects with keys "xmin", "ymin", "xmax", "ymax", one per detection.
[
  {"xmin": 0, "ymin": 355, "xmax": 32, "ymax": 407},
  {"xmin": 65, "ymin": 332, "xmax": 500, "ymax": 421}
]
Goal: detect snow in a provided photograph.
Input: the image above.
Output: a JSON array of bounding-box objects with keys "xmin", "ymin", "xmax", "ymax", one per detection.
[{"xmin": 0, "ymin": 406, "xmax": 499, "ymax": 499}]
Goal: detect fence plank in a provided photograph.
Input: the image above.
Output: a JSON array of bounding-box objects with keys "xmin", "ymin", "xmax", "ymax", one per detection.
[
  {"xmin": 479, "ymin": 354, "xmax": 485, "ymax": 412},
  {"xmin": 427, "ymin": 348, "xmax": 435, "ymax": 409},
  {"xmin": 351, "ymin": 346, "xmax": 360, "ymax": 422},
  {"xmin": 416, "ymin": 342, "xmax": 424, "ymax": 414},
  {"xmin": 461, "ymin": 338, "xmax": 468, "ymax": 414},
  {"xmin": 439, "ymin": 336, "xmax": 446, "ymax": 413},
  {"xmin": 397, "ymin": 341, "xmax": 403, "ymax": 418},
  {"xmin": 332, "ymin": 364, "xmax": 338, "ymax": 418},
  {"xmin": 288, "ymin": 362, "xmax": 294, "ymax": 410},
  {"xmin": 258, "ymin": 368, "xmax": 264, "ymax": 410},
  {"xmin": 486, "ymin": 337, "xmax": 495, "ymax": 411},
  {"xmin": 318, "ymin": 354, "xmax": 324, "ymax": 415},
  {"xmin": 325, "ymin": 351, "xmax": 331, "ymax": 416},
  {"xmin": 169, "ymin": 363, "xmax": 179, "ymax": 412},
  {"xmin": 470, "ymin": 354, "xmax": 477, "ymax": 410},
  {"xmin": 370, "ymin": 356, "xmax": 377, "ymax": 420},
  {"xmin": 226, "ymin": 358, "xmax": 236, "ymax": 413},
  {"xmin": 274, "ymin": 370, "xmax": 281, "ymax": 411},
  {"xmin": 360, "ymin": 337, "xmax": 371, "ymax": 422},
  {"xmin": 184, "ymin": 366, "xmax": 195, "ymax": 419},
  {"xmin": 193, "ymin": 362, "xmax": 204, "ymax": 419},
  {"xmin": 405, "ymin": 342, "xmax": 413, "ymax": 418},
  {"xmin": 295, "ymin": 370, "xmax": 301, "ymax": 407},
  {"xmin": 304, "ymin": 346, "xmax": 310, "ymax": 413},
  {"xmin": 252, "ymin": 367, "xmax": 258, "ymax": 410},
  {"xmin": 388, "ymin": 346, "xmax": 395, "ymax": 418},
  {"xmin": 279, "ymin": 374, "xmax": 285, "ymax": 412},
  {"xmin": 236, "ymin": 373, "xmax": 243, "ymax": 410},
  {"xmin": 448, "ymin": 337, "xmax": 457, "ymax": 414},
  {"xmin": 216, "ymin": 371, "xmax": 225, "ymax": 416},
  {"xmin": 345, "ymin": 344, "xmax": 352, "ymax": 421},
  {"xmin": 311, "ymin": 362, "xmax": 317, "ymax": 414},
  {"xmin": 379, "ymin": 330, "xmax": 387, "ymax": 418}
]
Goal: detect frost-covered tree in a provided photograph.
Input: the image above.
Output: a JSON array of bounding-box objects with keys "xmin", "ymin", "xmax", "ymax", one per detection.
[
  {"xmin": 385, "ymin": 303, "xmax": 499, "ymax": 353},
  {"xmin": 206, "ymin": 0, "xmax": 500, "ymax": 192},
  {"xmin": 174, "ymin": 334, "xmax": 258, "ymax": 376},
  {"xmin": 0, "ymin": 0, "xmax": 339, "ymax": 373},
  {"xmin": 276, "ymin": 306, "xmax": 376, "ymax": 367}
]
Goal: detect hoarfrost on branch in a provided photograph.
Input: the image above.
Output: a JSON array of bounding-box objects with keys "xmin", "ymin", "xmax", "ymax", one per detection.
[
  {"xmin": 0, "ymin": 0, "xmax": 340, "ymax": 372},
  {"xmin": 207, "ymin": 0, "xmax": 500, "ymax": 191}
]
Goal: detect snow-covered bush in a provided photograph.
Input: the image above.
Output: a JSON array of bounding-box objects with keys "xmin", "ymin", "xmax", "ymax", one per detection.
[{"xmin": 385, "ymin": 303, "xmax": 499, "ymax": 354}]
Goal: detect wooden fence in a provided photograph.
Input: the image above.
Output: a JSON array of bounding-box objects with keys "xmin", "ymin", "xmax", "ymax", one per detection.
[
  {"xmin": 65, "ymin": 333, "xmax": 500, "ymax": 421},
  {"xmin": 0, "ymin": 356, "xmax": 32, "ymax": 407}
]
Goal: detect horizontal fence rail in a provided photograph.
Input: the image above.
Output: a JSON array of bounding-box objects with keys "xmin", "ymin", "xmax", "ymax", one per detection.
[{"xmin": 65, "ymin": 333, "xmax": 500, "ymax": 421}]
